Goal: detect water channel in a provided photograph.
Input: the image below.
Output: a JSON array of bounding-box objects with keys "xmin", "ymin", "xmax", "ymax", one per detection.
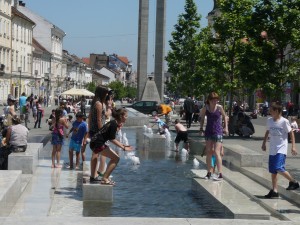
[{"xmin": 71, "ymin": 127, "xmax": 232, "ymax": 218}]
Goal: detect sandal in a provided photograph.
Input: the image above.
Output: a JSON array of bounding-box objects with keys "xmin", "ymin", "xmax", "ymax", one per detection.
[{"xmin": 101, "ymin": 179, "xmax": 115, "ymax": 186}]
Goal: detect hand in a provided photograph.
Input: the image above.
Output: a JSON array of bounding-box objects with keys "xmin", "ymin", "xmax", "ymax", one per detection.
[
  {"xmin": 124, "ymin": 145, "xmax": 134, "ymax": 151},
  {"xmin": 291, "ymin": 148, "xmax": 297, "ymax": 156},
  {"xmin": 261, "ymin": 143, "xmax": 266, "ymax": 151}
]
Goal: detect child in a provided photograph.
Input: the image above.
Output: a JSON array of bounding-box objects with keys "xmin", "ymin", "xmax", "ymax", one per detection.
[
  {"xmin": 153, "ymin": 116, "xmax": 168, "ymax": 134},
  {"xmin": 262, "ymin": 102, "xmax": 299, "ymax": 198},
  {"xmin": 51, "ymin": 108, "xmax": 69, "ymax": 168},
  {"xmin": 174, "ymin": 119, "xmax": 189, "ymax": 152},
  {"xmin": 47, "ymin": 109, "xmax": 55, "ymax": 131},
  {"xmin": 290, "ymin": 116, "xmax": 298, "ymax": 131},
  {"xmin": 89, "ymin": 108, "xmax": 133, "ymax": 185},
  {"xmin": 80, "ymin": 115, "xmax": 88, "ymax": 163},
  {"xmin": 66, "ymin": 112, "xmax": 88, "ymax": 170}
]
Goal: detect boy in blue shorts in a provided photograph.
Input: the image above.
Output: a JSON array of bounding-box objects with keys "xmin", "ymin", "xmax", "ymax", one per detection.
[
  {"xmin": 66, "ymin": 112, "xmax": 88, "ymax": 170},
  {"xmin": 262, "ymin": 102, "xmax": 299, "ymax": 198}
]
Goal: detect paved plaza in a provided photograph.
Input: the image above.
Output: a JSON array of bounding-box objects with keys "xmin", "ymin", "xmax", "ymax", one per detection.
[{"xmin": 0, "ymin": 103, "xmax": 300, "ymax": 224}]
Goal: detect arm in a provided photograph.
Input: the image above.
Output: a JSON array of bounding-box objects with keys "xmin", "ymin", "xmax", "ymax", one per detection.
[
  {"xmin": 95, "ymin": 102, "xmax": 103, "ymax": 129},
  {"xmin": 110, "ymin": 139, "xmax": 133, "ymax": 151},
  {"xmin": 289, "ymin": 130, "xmax": 297, "ymax": 156},
  {"xmin": 5, "ymin": 127, "xmax": 12, "ymax": 144},
  {"xmin": 199, "ymin": 107, "xmax": 206, "ymax": 133},
  {"xmin": 66, "ymin": 127, "xmax": 74, "ymax": 138},
  {"xmin": 60, "ymin": 117, "xmax": 69, "ymax": 129},
  {"xmin": 220, "ymin": 106, "xmax": 228, "ymax": 135},
  {"xmin": 261, "ymin": 130, "xmax": 269, "ymax": 151}
]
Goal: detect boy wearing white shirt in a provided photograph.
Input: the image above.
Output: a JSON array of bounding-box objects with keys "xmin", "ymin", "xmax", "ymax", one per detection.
[{"xmin": 262, "ymin": 102, "xmax": 299, "ymax": 198}]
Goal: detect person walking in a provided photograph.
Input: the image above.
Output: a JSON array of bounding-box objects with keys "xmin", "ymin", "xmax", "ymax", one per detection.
[
  {"xmin": 34, "ymin": 97, "xmax": 44, "ymax": 128},
  {"xmin": 184, "ymin": 95, "xmax": 195, "ymax": 128},
  {"xmin": 88, "ymin": 86, "xmax": 109, "ymax": 183},
  {"xmin": 199, "ymin": 92, "xmax": 228, "ymax": 180},
  {"xmin": 19, "ymin": 92, "xmax": 27, "ymax": 122},
  {"xmin": 24, "ymin": 97, "xmax": 31, "ymax": 130},
  {"xmin": 262, "ymin": 102, "xmax": 299, "ymax": 198},
  {"xmin": 80, "ymin": 95, "xmax": 86, "ymax": 116},
  {"xmin": 51, "ymin": 108, "xmax": 69, "ymax": 168}
]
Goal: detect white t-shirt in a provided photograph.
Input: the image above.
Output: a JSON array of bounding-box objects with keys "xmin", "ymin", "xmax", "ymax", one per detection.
[{"xmin": 267, "ymin": 117, "xmax": 291, "ymax": 155}]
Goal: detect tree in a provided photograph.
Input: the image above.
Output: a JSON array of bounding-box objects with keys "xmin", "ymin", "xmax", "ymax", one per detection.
[
  {"xmin": 165, "ymin": 0, "xmax": 201, "ymax": 97},
  {"xmin": 197, "ymin": 0, "xmax": 256, "ymax": 115},
  {"xmin": 250, "ymin": 0, "xmax": 300, "ymax": 100},
  {"xmin": 86, "ymin": 82, "xmax": 97, "ymax": 93},
  {"xmin": 108, "ymin": 81, "xmax": 127, "ymax": 100}
]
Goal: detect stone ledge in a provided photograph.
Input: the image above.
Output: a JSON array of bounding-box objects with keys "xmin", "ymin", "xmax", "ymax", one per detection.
[
  {"xmin": 82, "ymin": 176, "xmax": 113, "ymax": 202},
  {"xmin": 191, "ymin": 170, "xmax": 270, "ymax": 220},
  {"xmin": 0, "ymin": 170, "xmax": 22, "ymax": 216},
  {"xmin": 143, "ymin": 133, "xmax": 166, "ymax": 151},
  {"xmin": 222, "ymin": 144, "xmax": 263, "ymax": 168},
  {"xmin": 8, "ymin": 143, "xmax": 43, "ymax": 174}
]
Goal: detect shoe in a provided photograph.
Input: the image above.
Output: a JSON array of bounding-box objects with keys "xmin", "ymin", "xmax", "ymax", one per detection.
[
  {"xmin": 65, "ymin": 165, "xmax": 73, "ymax": 169},
  {"xmin": 265, "ymin": 189, "xmax": 279, "ymax": 198},
  {"xmin": 90, "ymin": 176, "xmax": 102, "ymax": 184},
  {"xmin": 286, "ymin": 181, "xmax": 300, "ymax": 190},
  {"xmin": 213, "ymin": 173, "xmax": 223, "ymax": 181},
  {"xmin": 101, "ymin": 179, "xmax": 115, "ymax": 186},
  {"xmin": 204, "ymin": 172, "xmax": 211, "ymax": 180}
]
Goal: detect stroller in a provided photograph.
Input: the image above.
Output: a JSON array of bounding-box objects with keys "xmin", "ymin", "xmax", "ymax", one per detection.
[{"xmin": 229, "ymin": 112, "xmax": 255, "ymax": 137}]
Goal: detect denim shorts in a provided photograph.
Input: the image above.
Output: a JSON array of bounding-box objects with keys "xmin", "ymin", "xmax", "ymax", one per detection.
[
  {"xmin": 205, "ymin": 135, "xmax": 223, "ymax": 143},
  {"xmin": 51, "ymin": 133, "xmax": 64, "ymax": 146},
  {"xmin": 269, "ymin": 153, "xmax": 286, "ymax": 174},
  {"xmin": 69, "ymin": 139, "xmax": 81, "ymax": 153}
]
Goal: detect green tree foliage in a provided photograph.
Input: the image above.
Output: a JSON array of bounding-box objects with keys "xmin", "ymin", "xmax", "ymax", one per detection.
[
  {"xmin": 86, "ymin": 82, "xmax": 97, "ymax": 93},
  {"xmin": 250, "ymin": 0, "xmax": 300, "ymax": 99},
  {"xmin": 108, "ymin": 81, "xmax": 127, "ymax": 100},
  {"xmin": 165, "ymin": 0, "xmax": 201, "ymax": 96}
]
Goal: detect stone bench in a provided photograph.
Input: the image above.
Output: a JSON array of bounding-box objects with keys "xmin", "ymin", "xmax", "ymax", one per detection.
[
  {"xmin": 191, "ymin": 169, "xmax": 270, "ymax": 220},
  {"xmin": 82, "ymin": 163, "xmax": 113, "ymax": 202},
  {"xmin": 8, "ymin": 143, "xmax": 43, "ymax": 174},
  {"xmin": 222, "ymin": 144, "xmax": 263, "ymax": 168},
  {"xmin": 0, "ymin": 170, "xmax": 22, "ymax": 216},
  {"xmin": 143, "ymin": 133, "xmax": 166, "ymax": 152}
]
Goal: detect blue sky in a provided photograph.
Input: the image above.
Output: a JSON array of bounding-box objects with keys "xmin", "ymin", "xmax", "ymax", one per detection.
[{"xmin": 24, "ymin": 0, "xmax": 213, "ymax": 72}]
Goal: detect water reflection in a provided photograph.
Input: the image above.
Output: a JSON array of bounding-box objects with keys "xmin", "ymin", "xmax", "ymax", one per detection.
[{"xmin": 63, "ymin": 127, "xmax": 229, "ymax": 218}]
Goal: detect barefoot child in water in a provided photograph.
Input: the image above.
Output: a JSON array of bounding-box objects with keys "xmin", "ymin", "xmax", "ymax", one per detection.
[{"xmin": 174, "ymin": 119, "xmax": 189, "ymax": 152}]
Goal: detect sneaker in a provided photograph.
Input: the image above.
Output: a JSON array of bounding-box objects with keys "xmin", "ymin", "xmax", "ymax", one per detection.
[
  {"xmin": 90, "ymin": 176, "xmax": 102, "ymax": 184},
  {"xmin": 204, "ymin": 172, "xmax": 211, "ymax": 180},
  {"xmin": 265, "ymin": 189, "xmax": 279, "ymax": 198},
  {"xmin": 213, "ymin": 173, "xmax": 223, "ymax": 181},
  {"xmin": 286, "ymin": 181, "xmax": 300, "ymax": 190}
]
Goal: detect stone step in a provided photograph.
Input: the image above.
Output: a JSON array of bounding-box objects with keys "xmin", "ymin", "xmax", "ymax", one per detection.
[
  {"xmin": 194, "ymin": 156, "xmax": 300, "ymax": 221},
  {"xmin": 191, "ymin": 169, "xmax": 270, "ymax": 220},
  {"xmin": 0, "ymin": 170, "xmax": 22, "ymax": 216}
]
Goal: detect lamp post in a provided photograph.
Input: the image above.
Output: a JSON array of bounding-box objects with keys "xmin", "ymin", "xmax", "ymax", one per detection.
[
  {"xmin": 44, "ymin": 73, "xmax": 49, "ymax": 107},
  {"xmin": 18, "ymin": 67, "xmax": 22, "ymax": 97}
]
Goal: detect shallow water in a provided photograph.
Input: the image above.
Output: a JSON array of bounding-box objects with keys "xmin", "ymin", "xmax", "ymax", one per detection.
[{"xmin": 61, "ymin": 127, "xmax": 231, "ymax": 218}]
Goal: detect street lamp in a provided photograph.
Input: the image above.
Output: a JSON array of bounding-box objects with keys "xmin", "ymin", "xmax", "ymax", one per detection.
[
  {"xmin": 35, "ymin": 70, "xmax": 38, "ymax": 96},
  {"xmin": 44, "ymin": 73, "xmax": 50, "ymax": 107},
  {"xmin": 18, "ymin": 67, "xmax": 22, "ymax": 97}
]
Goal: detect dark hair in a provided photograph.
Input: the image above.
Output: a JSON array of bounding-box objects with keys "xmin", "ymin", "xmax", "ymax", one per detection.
[
  {"xmin": 112, "ymin": 108, "xmax": 127, "ymax": 121},
  {"xmin": 175, "ymin": 119, "xmax": 180, "ymax": 124},
  {"xmin": 271, "ymin": 101, "xmax": 282, "ymax": 114},
  {"xmin": 55, "ymin": 108, "xmax": 63, "ymax": 131},
  {"xmin": 92, "ymin": 86, "xmax": 109, "ymax": 106},
  {"xmin": 12, "ymin": 115, "xmax": 21, "ymax": 125}
]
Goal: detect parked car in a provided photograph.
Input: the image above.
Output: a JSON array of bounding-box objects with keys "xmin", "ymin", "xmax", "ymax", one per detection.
[
  {"xmin": 74, "ymin": 99, "xmax": 93, "ymax": 113},
  {"xmin": 127, "ymin": 101, "xmax": 159, "ymax": 116}
]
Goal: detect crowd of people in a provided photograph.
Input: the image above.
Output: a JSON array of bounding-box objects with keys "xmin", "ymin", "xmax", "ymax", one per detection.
[{"xmin": 0, "ymin": 87, "xmax": 299, "ymax": 197}]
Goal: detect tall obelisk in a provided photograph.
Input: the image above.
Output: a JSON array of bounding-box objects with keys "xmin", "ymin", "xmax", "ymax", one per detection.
[
  {"xmin": 137, "ymin": 0, "xmax": 149, "ymax": 101},
  {"xmin": 154, "ymin": 0, "xmax": 166, "ymax": 102}
]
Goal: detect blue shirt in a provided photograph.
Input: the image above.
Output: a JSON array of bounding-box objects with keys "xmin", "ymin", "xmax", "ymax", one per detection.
[
  {"xmin": 19, "ymin": 96, "xmax": 27, "ymax": 107},
  {"xmin": 71, "ymin": 121, "xmax": 88, "ymax": 144}
]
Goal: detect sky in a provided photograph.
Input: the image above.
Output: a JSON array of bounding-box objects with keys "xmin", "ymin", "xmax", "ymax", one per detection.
[{"xmin": 23, "ymin": 0, "xmax": 214, "ymax": 73}]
